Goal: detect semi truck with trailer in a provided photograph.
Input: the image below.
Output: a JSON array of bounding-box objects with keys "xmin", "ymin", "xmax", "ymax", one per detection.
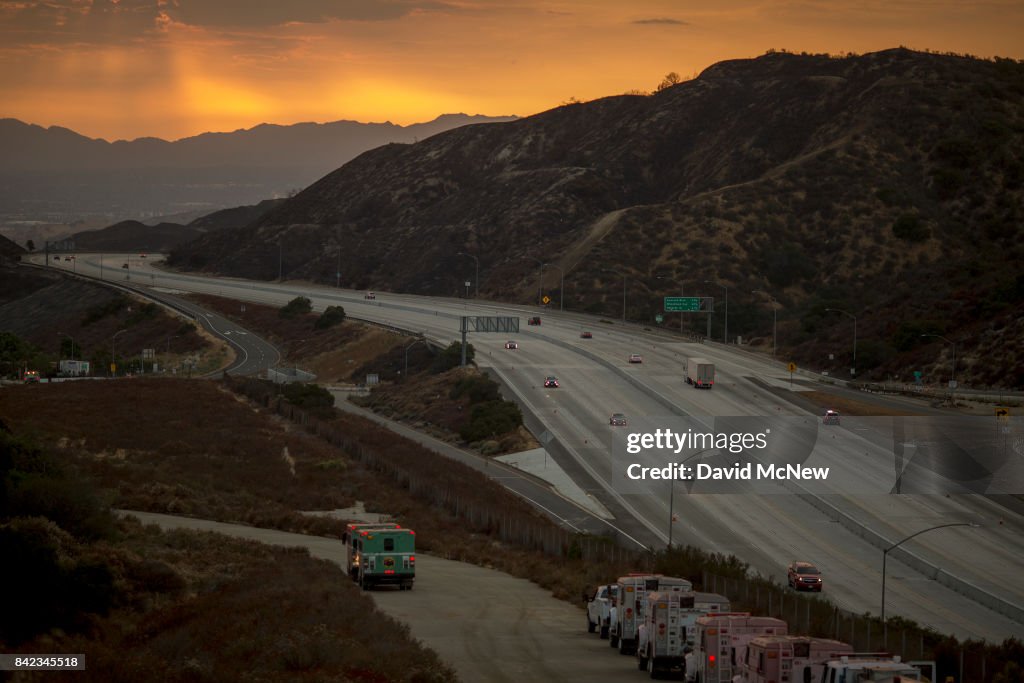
[
  {"xmin": 587, "ymin": 583, "xmax": 620, "ymax": 638},
  {"xmin": 685, "ymin": 358, "xmax": 715, "ymax": 389},
  {"xmin": 694, "ymin": 613, "xmax": 788, "ymax": 683},
  {"xmin": 611, "ymin": 575, "xmax": 693, "ymax": 655},
  {"xmin": 350, "ymin": 527, "xmax": 416, "ymax": 590},
  {"xmin": 741, "ymin": 635, "xmax": 854, "ymax": 683}
]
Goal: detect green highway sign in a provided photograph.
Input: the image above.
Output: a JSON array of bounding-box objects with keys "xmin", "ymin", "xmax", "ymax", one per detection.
[
  {"xmin": 655, "ymin": 314, "xmax": 664, "ymax": 323},
  {"xmin": 664, "ymin": 296, "xmax": 710, "ymax": 312}
]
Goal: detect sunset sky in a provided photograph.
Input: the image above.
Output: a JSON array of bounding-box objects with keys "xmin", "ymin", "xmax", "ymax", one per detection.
[{"xmin": 1, "ymin": 0, "xmax": 1022, "ymax": 142}]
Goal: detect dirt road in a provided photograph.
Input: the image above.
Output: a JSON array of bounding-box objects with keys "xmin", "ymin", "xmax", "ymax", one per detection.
[{"xmin": 123, "ymin": 511, "xmax": 644, "ymax": 682}]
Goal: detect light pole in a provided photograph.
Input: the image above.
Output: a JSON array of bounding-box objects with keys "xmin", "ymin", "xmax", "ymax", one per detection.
[
  {"xmin": 458, "ymin": 252, "xmax": 480, "ymax": 299},
  {"xmin": 111, "ymin": 329, "xmax": 127, "ymax": 377},
  {"xmin": 881, "ymin": 522, "xmax": 977, "ymax": 643},
  {"xmin": 278, "ymin": 242, "xmax": 283, "ymax": 281},
  {"xmin": 658, "ymin": 276, "xmax": 686, "ymax": 333},
  {"xmin": 604, "ymin": 269, "xmax": 627, "ymax": 321},
  {"xmin": 100, "ymin": 253, "xmax": 103, "ymax": 280},
  {"xmin": 825, "ymin": 308, "xmax": 857, "ymax": 374},
  {"xmin": 404, "ymin": 337, "xmax": 429, "ymax": 379},
  {"xmin": 705, "ymin": 280, "xmax": 729, "ymax": 344},
  {"xmin": 752, "ymin": 290, "xmax": 778, "ymax": 356},
  {"xmin": 920, "ymin": 334, "xmax": 957, "ymax": 389},
  {"xmin": 528, "ymin": 257, "xmax": 546, "ymax": 306}
]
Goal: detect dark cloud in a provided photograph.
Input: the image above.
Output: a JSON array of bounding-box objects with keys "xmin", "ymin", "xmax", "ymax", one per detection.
[
  {"xmin": 170, "ymin": 0, "xmax": 453, "ymax": 28},
  {"xmin": 0, "ymin": 0, "xmax": 164, "ymax": 45},
  {"xmin": 632, "ymin": 17, "xmax": 689, "ymax": 26}
]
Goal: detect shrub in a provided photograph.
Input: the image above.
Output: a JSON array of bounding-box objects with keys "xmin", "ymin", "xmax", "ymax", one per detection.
[
  {"xmin": 281, "ymin": 383, "xmax": 334, "ymax": 411},
  {"xmin": 892, "ymin": 214, "xmax": 930, "ymax": 242},
  {"xmin": 314, "ymin": 305, "xmax": 346, "ymax": 330},
  {"xmin": 431, "ymin": 342, "xmax": 474, "ymax": 373},
  {"xmin": 460, "ymin": 400, "xmax": 523, "ymax": 442},
  {"xmin": 280, "ymin": 296, "xmax": 313, "ymax": 318},
  {"xmin": 451, "ymin": 374, "xmax": 500, "ymax": 403}
]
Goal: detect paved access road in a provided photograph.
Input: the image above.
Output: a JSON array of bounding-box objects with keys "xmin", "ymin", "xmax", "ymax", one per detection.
[{"xmin": 123, "ymin": 511, "xmax": 646, "ymax": 683}]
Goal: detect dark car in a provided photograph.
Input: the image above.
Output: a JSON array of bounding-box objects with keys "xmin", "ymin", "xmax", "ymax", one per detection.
[
  {"xmin": 787, "ymin": 561, "xmax": 823, "ymax": 592},
  {"xmin": 122, "ymin": 263, "xmax": 129, "ymax": 269},
  {"xmin": 505, "ymin": 341, "xmax": 519, "ymax": 349},
  {"xmin": 580, "ymin": 331, "xmax": 593, "ymax": 339},
  {"xmin": 528, "ymin": 317, "xmax": 541, "ymax": 325},
  {"xmin": 543, "ymin": 376, "xmax": 559, "ymax": 388},
  {"xmin": 609, "ymin": 413, "xmax": 628, "ymax": 426},
  {"xmin": 53, "ymin": 255, "xmax": 60, "ymax": 261}
]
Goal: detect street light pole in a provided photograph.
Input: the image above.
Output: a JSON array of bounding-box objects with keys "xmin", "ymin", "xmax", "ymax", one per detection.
[
  {"xmin": 458, "ymin": 252, "xmax": 480, "ymax": 299},
  {"xmin": 278, "ymin": 243, "xmax": 283, "ymax": 281},
  {"xmin": 881, "ymin": 522, "xmax": 977, "ymax": 643},
  {"xmin": 528, "ymin": 257, "xmax": 547, "ymax": 306},
  {"xmin": 920, "ymin": 334, "xmax": 957, "ymax": 389},
  {"xmin": 825, "ymin": 308, "xmax": 858, "ymax": 373},
  {"xmin": 752, "ymin": 290, "xmax": 778, "ymax": 356},
  {"xmin": 111, "ymin": 329, "xmax": 127, "ymax": 377},
  {"xmin": 705, "ymin": 281, "xmax": 729, "ymax": 344}
]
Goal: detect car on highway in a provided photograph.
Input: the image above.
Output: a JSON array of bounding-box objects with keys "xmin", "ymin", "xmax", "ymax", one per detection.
[
  {"xmin": 64, "ymin": 256, "xmax": 72, "ymax": 261},
  {"xmin": 364, "ymin": 292, "xmax": 376, "ymax": 300},
  {"xmin": 609, "ymin": 413, "xmax": 628, "ymax": 426},
  {"xmin": 53, "ymin": 255, "xmax": 59, "ymax": 261},
  {"xmin": 528, "ymin": 317, "xmax": 541, "ymax": 325},
  {"xmin": 139, "ymin": 253, "xmax": 147, "ymax": 258},
  {"xmin": 787, "ymin": 561, "xmax": 823, "ymax": 592},
  {"xmin": 628, "ymin": 353, "xmax": 643, "ymax": 364},
  {"xmin": 505, "ymin": 341, "xmax": 519, "ymax": 349},
  {"xmin": 580, "ymin": 331, "xmax": 593, "ymax": 339},
  {"xmin": 122, "ymin": 263, "xmax": 129, "ymax": 269},
  {"xmin": 823, "ymin": 409, "xmax": 841, "ymax": 425},
  {"xmin": 543, "ymin": 376, "xmax": 560, "ymax": 388}
]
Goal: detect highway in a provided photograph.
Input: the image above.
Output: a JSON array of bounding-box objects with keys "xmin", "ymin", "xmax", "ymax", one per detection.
[{"xmin": 41, "ymin": 253, "xmax": 1024, "ymax": 640}]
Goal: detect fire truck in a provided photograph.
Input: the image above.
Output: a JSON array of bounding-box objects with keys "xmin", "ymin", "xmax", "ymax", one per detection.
[
  {"xmin": 693, "ymin": 613, "xmax": 788, "ymax": 683},
  {"xmin": 741, "ymin": 635, "xmax": 854, "ymax": 683},
  {"xmin": 350, "ymin": 526, "xmax": 416, "ymax": 590},
  {"xmin": 611, "ymin": 574, "xmax": 693, "ymax": 655},
  {"xmin": 342, "ymin": 522, "xmax": 400, "ymax": 581}
]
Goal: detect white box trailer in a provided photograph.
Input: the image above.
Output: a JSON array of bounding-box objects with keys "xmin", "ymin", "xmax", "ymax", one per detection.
[
  {"xmin": 694, "ymin": 613, "xmax": 788, "ymax": 683},
  {"xmin": 612, "ymin": 574, "xmax": 693, "ymax": 655},
  {"xmin": 58, "ymin": 359, "xmax": 91, "ymax": 377},
  {"xmin": 636, "ymin": 590, "xmax": 689, "ymax": 680},
  {"xmin": 686, "ymin": 357, "xmax": 715, "ymax": 389},
  {"xmin": 742, "ymin": 635, "xmax": 854, "ymax": 683}
]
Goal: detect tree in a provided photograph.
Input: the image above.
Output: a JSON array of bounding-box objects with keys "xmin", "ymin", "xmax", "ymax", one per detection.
[
  {"xmin": 279, "ymin": 296, "xmax": 312, "ymax": 318},
  {"xmin": 25, "ymin": 240, "xmax": 35, "ymax": 252},
  {"xmin": 656, "ymin": 72, "xmax": 682, "ymax": 92},
  {"xmin": 315, "ymin": 305, "xmax": 346, "ymax": 330}
]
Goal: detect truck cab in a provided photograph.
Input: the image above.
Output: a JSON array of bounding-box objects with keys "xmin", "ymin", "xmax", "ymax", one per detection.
[{"xmin": 587, "ymin": 584, "xmax": 619, "ymax": 638}]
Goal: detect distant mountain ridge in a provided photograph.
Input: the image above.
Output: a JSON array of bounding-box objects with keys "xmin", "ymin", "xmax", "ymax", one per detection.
[
  {"xmin": 0, "ymin": 113, "xmax": 517, "ymax": 171},
  {"xmin": 0, "ymin": 113, "xmax": 517, "ymax": 223}
]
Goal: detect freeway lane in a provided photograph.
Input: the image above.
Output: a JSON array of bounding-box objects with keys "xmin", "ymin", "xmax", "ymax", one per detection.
[{"xmin": 37, "ymin": 254, "xmax": 1024, "ymax": 639}]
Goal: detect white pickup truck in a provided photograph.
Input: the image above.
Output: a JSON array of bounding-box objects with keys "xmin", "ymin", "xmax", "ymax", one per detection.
[{"xmin": 586, "ymin": 584, "xmax": 619, "ymax": 639}]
